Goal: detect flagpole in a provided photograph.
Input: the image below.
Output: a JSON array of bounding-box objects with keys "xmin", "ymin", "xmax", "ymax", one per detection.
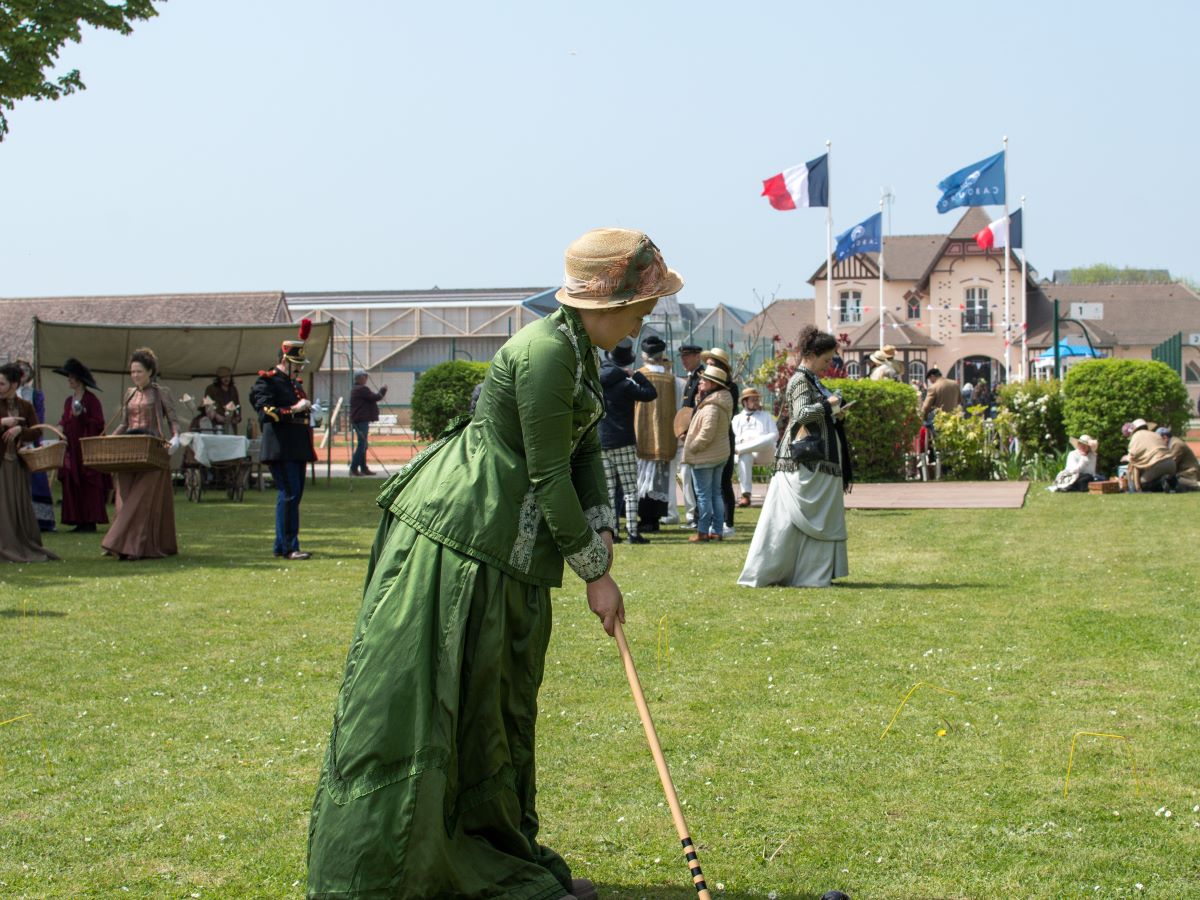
[
  {"xmin": 878, "ymin": 198, "xmax": 885, "ymax": 354},
  {"xmin": 1020, "ymin": 195, "xmax": 1028, "ymax": 382},
  {"xmin": 1002, "ymin": 135, "xmax": 1011, "ymax": 384},
  {"xmin": 825, "ymin": 139, "xmax": 833, "ymax": 335}
]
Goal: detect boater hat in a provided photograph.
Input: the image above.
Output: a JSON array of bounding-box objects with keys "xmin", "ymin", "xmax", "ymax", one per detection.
[
  {"xmin": 740, "ymin": 387, "xmax": 761, "ymax": 402},
  {"xmin": 699, "ymin": 364, "xmax": 730, "ymax": 387},
  {"xmin": 1069, "ymin": 434, "xmax": 1099, "ymax": 452},
  {"xmin": 869, "ymin": 345, "xmax": 897, "ymax": 365},
  {"xmin": 555, "ymin": 228, "xmax": 683, "ymax": 309},
  {"xmin": 703, "ymin": 347, "xmax": 731, "ymax": 370},
  {"xmin": 53, "ymin": 357, "xmax": 101, "ymax": 391}
]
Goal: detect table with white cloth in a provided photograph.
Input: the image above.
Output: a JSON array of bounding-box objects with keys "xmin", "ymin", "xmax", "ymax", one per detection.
[{"xmin": 175, "ymin": 433, "xmax": 252, "ymax": 502}]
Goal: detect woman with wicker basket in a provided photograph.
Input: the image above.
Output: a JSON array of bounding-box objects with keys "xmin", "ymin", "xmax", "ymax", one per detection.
[
  {"xmin": 0, "ymin": 363, "xmax": 59, "ymax": 563},
  {"xmin": 101, "ymin": 348, "xmax": 180, "ymax": 560},
  {"xmin": 54, "ymin": 358, "xmax": 109, "ymax": 533}
]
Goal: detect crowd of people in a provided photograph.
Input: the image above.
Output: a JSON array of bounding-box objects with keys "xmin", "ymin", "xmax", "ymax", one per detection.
[{"xmin": 0, "ymin": 321, "xmax": 323, "ymax": 564}]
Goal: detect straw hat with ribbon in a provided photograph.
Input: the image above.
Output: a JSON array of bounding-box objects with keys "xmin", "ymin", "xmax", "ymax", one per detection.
[
  {"xmin": 740, "ymin": 387, "xmax": 761, "ymax": 402},
  {"xmin": 555, "ymin": 228, "xmax": 683, "ymax": 309},
  {"xmin": 698, "ymin": 364, "xmax": 730, "ymax": 387},
  {"xmin": 703, "ymin": 347, "xmax": 731, "ymax": 370}
]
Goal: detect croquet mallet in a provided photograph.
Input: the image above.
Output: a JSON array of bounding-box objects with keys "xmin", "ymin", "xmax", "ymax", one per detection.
[{"xmin": 613, "ymin": 620, "xmax": 713, "ymax": 900}]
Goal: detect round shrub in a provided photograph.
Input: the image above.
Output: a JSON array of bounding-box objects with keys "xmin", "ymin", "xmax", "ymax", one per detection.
[
  {"xmin": 822, "ymin": 378, "xmax": 922, "ymax": 482},
  {"xmin": 1061, "ymin": 359, "xmax": 1190, "ymax": 472},
  {"xmin": 410, "ymin": 360, "xmax": 490, "ymax": 440}
]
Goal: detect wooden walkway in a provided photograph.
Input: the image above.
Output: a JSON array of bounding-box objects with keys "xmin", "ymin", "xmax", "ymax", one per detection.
[{"xmin": 843, "ymin": 481, "xmax": 1030, "ymax": 509}]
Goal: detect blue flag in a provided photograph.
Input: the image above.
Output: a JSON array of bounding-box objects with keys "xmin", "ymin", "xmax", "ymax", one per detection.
[
  {"xmin": 936, "ymin": 151, "xmax": 1005, "ymax": 213},
  {"xmin": 834, "ymin": 211, "xmax": 882, "ymax": 262}
]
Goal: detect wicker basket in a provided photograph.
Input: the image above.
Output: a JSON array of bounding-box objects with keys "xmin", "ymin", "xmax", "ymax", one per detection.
[
  {"xmin": 18, "ymin": 424, "xmax": 67, "ymax": 473},
  {"xmin": 1088, "ymin": 479, "xmax": 1121, "ymax": 494},
  {"xmin": 80, "ymin": 435, "xmax": 170, "ymax": 473}
]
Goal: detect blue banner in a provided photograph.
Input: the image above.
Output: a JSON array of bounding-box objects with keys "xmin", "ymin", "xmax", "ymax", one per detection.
[
  {"xmin": 834, "ymin": 211, "xmax": 882, "ymax": 261},
  {"xmin": 936, "ymin": 150, "xmax": 1005, "ymax": 213}
]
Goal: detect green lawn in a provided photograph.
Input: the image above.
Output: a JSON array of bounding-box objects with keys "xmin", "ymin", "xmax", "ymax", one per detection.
[{"xmin": 2, "ymin": 482, "xmax": 1198, "ymax": 899}]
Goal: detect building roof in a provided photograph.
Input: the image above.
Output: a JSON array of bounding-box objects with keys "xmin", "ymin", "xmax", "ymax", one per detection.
[
  {"xmin": 1025, "ymin": 282, "xmax": 1200, "ymax": 347},
  {"xmin": 287, "ymin": 286, "xmax": 556, "ymax": 310},
  {"xmin": 743, "ymin": 299, "xmax": 814, "ymax": 346},
  {"xmin": 0, "ymin": 291, "xmax": 289, "ymax": 363},
  {"xmin": 948, "ymin": 207, "xmax": 993, "ymax": 240},
  {"xmin": 842, "ymin": 312, "xmax": 942, "ymax": 352}
]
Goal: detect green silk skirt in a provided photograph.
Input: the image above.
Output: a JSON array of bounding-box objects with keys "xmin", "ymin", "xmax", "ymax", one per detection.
[{"xmin": 307, "ymin": 513, "xmax": 572, "ymax": 899}]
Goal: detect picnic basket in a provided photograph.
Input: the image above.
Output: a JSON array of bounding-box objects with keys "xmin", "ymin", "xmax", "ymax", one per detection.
[
  {"xmin": 79, "ymin": 435, "xmax": 170, "ymax": 473},
  {"xmin": 1088, "ymin": 479, "xmax": 1121, "ymax": 494},
  {"xmin": 18, "ymin": 424, "xmax": 67, "ymax": 473}
]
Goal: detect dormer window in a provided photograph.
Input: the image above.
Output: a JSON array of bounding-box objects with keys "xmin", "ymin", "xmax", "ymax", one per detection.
[{"xmin": 906, "ymin": 296, "xmax": 921, "ymax": 319}]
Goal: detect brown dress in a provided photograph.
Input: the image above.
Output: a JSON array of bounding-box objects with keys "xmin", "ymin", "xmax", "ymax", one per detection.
[
  {"xmin": 0, "ymin": 397, "xmax": 59, "ymax": 563},
  {"xmin": 100, "ymin": 385, "xmax": 179, "ymax": 560}
]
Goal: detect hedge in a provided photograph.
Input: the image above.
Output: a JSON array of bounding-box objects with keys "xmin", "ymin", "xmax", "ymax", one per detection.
[
  {"xmin": 822, "ymin": 378, "xmax": 922, "ymax": 482},
  {"xmin": 1061, "ymin": 359, "xmax": 1190, "ymax": 473},
  {"xmin": 410, "ymin": 360, "xmax": 490, "ymax": 440}
]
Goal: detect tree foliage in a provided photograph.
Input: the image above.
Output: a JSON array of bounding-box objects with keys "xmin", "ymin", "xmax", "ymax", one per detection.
[
  {"xmin": 1065, "ymin": 264, "xmax": 1172, "ymax": 285},
  {"xmin": 0, "ymin": 0, "xmax": 161, "ymax": 140},
  {"xmin": 410, "ymin": 360, "xmax": 489, "ymax": 440}
]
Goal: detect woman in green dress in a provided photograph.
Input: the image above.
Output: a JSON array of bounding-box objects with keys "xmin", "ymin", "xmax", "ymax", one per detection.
[{"xmin": 307, "ymin": 228, "xmax": 683, "ymax": 900}]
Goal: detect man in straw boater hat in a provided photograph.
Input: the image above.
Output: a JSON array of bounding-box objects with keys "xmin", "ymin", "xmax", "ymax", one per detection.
[
  {"xmin": 307, "ymin": 228, "xmax": 682, "ymax": 900},
  {"xmin": 868, "ymin": 344, "xmax": 904, "ymax": 382},
  {"xmin": 731, "ymin": 387, "xmax": 776, "ymax": 508},
  {"xmin": 250, "ymin": 320, "xmax": 318, "ymax": 560}
]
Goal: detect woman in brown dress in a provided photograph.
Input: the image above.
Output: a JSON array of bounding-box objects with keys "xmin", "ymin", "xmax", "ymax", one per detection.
[
  {"xmin": 0, "ymin": 363, "xmax": 59, "ymax": 563},
  {"xmin": 101, "ymin": 348, "xmax": 181, "ymax": 560}
]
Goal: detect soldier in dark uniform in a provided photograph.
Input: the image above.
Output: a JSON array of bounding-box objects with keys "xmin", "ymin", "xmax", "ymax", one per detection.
[{"xmin": 250, "ymin": 320, "xmax": 317, "ymax": 560}]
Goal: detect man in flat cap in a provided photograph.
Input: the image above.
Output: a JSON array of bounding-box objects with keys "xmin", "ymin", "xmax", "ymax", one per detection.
[
  {"xmin": 676, "ymin": 342, "xmax": 705, "ymax": 526},
  {"xmin": 349, "ymin": 370, "xmax": 388, "ymax": 476}
]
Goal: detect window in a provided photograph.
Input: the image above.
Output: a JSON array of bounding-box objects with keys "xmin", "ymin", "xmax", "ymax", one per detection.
[
  {"xmin": 908, "ymin": 359, "xmax": 926, "ymax": 385},
  {"xmin": 839, "ymin": 290, "xmax": 862, "ymax": 324},
  {"xmin": 1186, "ymin": 362, "xmax": 1200, "ymax": 384},
  {"xmin": 845, "ymin": 360, "xmax": 862, "ymax": 379},
  {"xmin": 906, "ymin": 296, "xmax": 922, "ymax": 320},
  {"xmin": 962, "ymin": 287, "xmax": 991, "ymax": 332}
]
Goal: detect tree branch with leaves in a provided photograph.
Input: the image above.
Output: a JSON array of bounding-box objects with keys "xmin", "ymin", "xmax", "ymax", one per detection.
[{"xmin": 0, "ymin": 0, "xmax": 162, "ymax": 141}]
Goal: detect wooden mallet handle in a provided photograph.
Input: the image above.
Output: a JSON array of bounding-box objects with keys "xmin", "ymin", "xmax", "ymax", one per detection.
[{"xmin": 614, "ymin": 621, "xmax": 713, "ymax": 900}]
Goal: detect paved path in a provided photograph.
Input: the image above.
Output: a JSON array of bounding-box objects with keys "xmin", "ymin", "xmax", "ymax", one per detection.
[{"xmin": 843, "ymin": 481, "xmax": 1029, "ymax": 509}]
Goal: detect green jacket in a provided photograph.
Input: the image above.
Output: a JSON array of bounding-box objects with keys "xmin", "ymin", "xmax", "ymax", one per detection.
[{"xmin": 376, "ymin": 305, "xmax": 615, "ymax": 587}]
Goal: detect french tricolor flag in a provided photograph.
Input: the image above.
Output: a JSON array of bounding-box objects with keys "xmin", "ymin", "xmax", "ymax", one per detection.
[
  {"xmin": 761, "ymin": 153, "xmax": 829, "ymax": 210},
  {"xmin": 974, "ymin": 208, "xmax": 1023, "ymax": 250}
]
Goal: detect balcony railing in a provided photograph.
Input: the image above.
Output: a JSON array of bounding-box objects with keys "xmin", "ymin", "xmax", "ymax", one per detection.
[{"xmin": 961, "ymin": 313, "xmax": 993, "ymax": 333}]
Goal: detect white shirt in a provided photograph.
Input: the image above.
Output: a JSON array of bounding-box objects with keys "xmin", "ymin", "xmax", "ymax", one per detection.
[{"xmin": 732, "ymin": 407, "xmax": 776, "ymax": 452}]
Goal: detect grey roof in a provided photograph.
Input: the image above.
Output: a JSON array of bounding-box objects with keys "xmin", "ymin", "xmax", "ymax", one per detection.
[
  {"xmin": 744, "ymin": 299, "xmax": 814, "ymax": 346},
  {"xmin": 1026, "ymin": 282, "xmax": 1200, "ymax": 347},
  {"xmin": 287, "ymin": 287, "xmax": 555, "ymax": 306},
  {"xmin": 948, "ymin": 207, "xmax": 993, "ymax": 240},
  {"xmin": 0, "ymin": 291, "xmax": 289, "ymax": 363}
]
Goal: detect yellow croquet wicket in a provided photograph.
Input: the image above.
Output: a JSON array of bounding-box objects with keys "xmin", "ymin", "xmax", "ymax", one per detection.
[
  {"xmin": 880, "ymin": 681, "xmax": 959, "ymax": 741},
  {"xmin": 1063, "ymin": 731, "xmax": 1139, "ymax": 798},
  {"xmin": 656, "ymin": 615, "xmax": 670, "ymax": 672}
]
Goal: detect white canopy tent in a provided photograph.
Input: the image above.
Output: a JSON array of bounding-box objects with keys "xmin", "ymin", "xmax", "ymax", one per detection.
[{"xmin": 33, "ymin": 319, "xmax": 333, "ymax": 431}]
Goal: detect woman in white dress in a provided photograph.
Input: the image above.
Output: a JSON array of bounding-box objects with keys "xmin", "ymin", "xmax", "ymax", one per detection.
[{"xmin": 738, "ymin": 325, "xmax": 851, "ymax": 587}]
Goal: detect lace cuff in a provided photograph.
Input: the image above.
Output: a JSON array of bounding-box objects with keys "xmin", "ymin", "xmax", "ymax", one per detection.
[
  {"xmin": 583, "ymin": 504, "xmax": 616, "ymax": 535},
  {"xmin": 565, "ymin": 530, "xmax": 610, "ymax": 583}
]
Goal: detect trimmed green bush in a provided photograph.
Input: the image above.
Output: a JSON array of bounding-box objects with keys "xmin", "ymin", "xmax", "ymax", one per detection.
[
  {"xmin": 1061, "ymin": 359, "xmax": 1190, "ymax": 472},
  {"xmin": 410, "ymin": 360, "xmax": 490, "ymax": 439},
  {"xmin": 996, "ymin": 378, "xmax": 1066, "ymax": 461},
  {"xmin": 823, "ymin": 378, "xmax": 922, "ymax": 482}
]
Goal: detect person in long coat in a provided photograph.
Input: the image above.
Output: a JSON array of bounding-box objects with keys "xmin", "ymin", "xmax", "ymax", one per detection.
[
  {"xmin": 306, "ymin": 227, "xmax": 682, "ymax": 900},
  {"xmin": 738, "ymin": 325, "xmax": 852, "ymax": 587},
  {"xmin": 101, "ymin": 347, "xmax": 180, "ymax": 560},
  {"xmin": 0, "ymin": 363, "xmax": 59, "ymax": 563},
  {"xmin": 54, "ymin": 358, "xmax": 109, "ymax": 531}
]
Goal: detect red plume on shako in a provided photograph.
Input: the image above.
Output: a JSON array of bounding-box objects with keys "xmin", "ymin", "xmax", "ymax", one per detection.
[{"xmin": 281, "ymin": 318, "xmax": 312, "ymax": 365}]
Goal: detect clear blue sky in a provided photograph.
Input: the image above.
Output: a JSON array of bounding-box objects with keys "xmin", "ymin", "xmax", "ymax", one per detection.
[{"xmin": 2, "ymin": 1, "xmax": 1197, "ymax": 308}]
